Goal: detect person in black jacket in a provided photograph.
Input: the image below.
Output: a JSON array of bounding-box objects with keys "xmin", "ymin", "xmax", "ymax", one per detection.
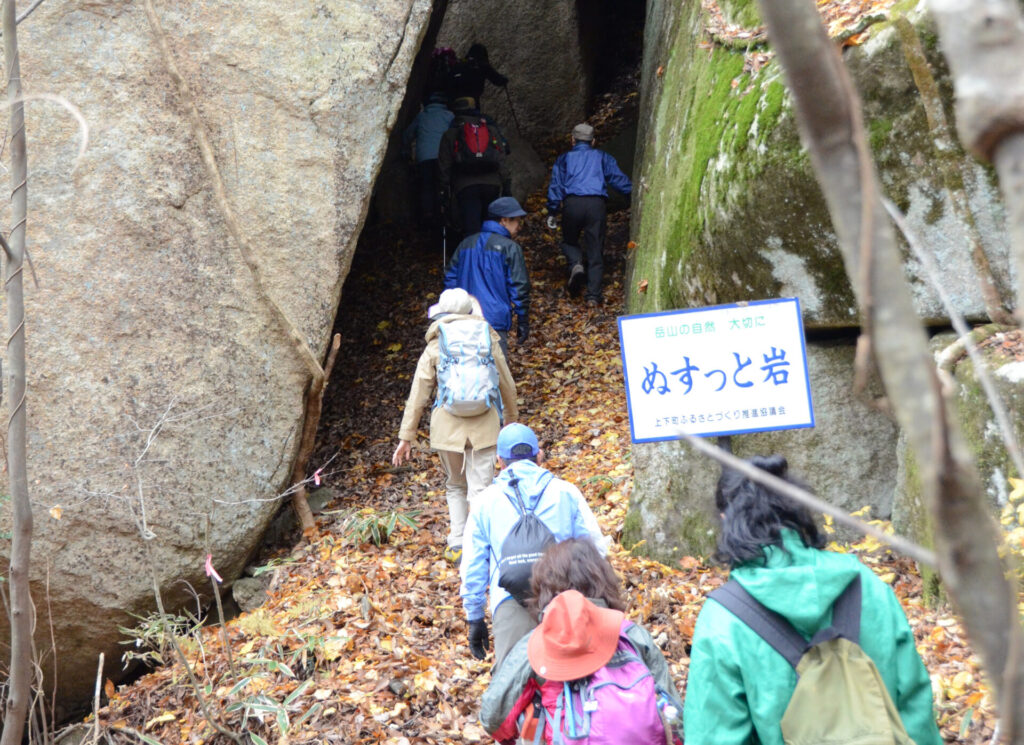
[{"xmin": 449, "ymin": 43, "xmax": 508, "ymax": 108}]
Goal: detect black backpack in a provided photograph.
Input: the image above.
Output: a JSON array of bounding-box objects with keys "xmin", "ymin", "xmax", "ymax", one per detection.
[
  {"xmin": 497, "ymin": 478, "xmax": 555, "ymax": 605},
  {"xmin": 453, "ymin": 118, "xmax": 503, "ymax": 174}
]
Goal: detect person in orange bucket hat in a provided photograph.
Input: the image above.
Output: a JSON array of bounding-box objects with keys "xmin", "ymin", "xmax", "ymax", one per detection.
[{"xmin": 526, "ymin": 590, "xmax": 623, "ymax": 681}]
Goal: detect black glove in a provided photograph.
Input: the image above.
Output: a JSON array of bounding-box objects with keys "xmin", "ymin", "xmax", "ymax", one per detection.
[
  {"xmin": 517, "ymin": 318, "xmax": 529, "ymax": 343},
  {"xmin": 469, "ymin": 618, "xmax": 489, "ymax": 660}
]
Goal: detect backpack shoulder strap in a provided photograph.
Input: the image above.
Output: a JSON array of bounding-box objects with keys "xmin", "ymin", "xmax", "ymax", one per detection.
[
  {"xmin": 709, "ymin": 580, "xmax": 806, "ymax": 669},
  {"xmin": 504, "ymin": 477, "xmax": 528, "ymax": 515},
  {"xmin": 809, "ymin": 574, "xmax": 862, "ymax": 646}
]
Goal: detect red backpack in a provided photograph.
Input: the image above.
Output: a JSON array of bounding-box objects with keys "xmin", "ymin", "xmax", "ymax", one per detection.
[{"xmin": 454, "ymin": 119, "xmax": 503, "ymax": 174}]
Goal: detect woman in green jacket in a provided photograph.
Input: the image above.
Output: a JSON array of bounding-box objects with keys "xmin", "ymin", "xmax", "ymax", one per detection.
[{"xmin": 683, "ymin": 455, "xmax": 942, "ymax": 745}]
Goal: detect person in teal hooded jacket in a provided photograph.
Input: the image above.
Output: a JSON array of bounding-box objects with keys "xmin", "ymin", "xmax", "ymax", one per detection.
[{"xmin": 683, "ymin": 455, "xmax": 942, "ymax": 745}]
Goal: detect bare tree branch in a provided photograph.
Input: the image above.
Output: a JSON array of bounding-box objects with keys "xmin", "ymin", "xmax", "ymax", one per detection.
[
  {"xmin": 141, "ymin": 0, "xmax": 323, "ymax": 383},
  {"xmin": 756, "ymin": 0, "xmax": 1024, "ymax": 738},
  {"xmin": 884, "ymin": 198, "xmax": 1024, "ymax": 481},
  {"xmin": 0, "ymin": 0, "xmax": 46, "ymax": 38},
  {"xmin": 0, "ymin": 0, "xmax": 33, "ymax": 740}
]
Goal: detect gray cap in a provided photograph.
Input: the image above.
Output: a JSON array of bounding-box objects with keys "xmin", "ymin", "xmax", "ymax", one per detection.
[
  {"xmin": 487, "ymin": 196, "xmax": 527, "ymax": 218},
  {"xmin": 428, "ymin": 288, "xmax": 473, "ymax": 319},
  {"xmin": 572, "ymin": 123, "xmax": 594, "ymax": 142}
]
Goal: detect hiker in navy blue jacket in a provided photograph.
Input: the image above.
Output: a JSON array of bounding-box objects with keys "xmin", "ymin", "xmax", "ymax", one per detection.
[
  {"xmin": 546, "ymin": 123, "xmax": 632, "ymax": 306},
  {"xmin": 403, "ymin": 93, "xmax": 455, "ymax": 228},
  {"xmin": 444, "ymin": 196, "xmax": 530, "ymax": 359}
]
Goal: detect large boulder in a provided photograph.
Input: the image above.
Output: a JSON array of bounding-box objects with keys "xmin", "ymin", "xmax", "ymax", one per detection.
[
  {"xmin": 435, "ymin": 0, "xmax": 587, "ymax": 146},
  {"xmin": 628, "ymin": 2, "xmax": 1013, "ymax": 328},
  {"xmin": 0, "ymin": 0, "xmax": 430, "ymax": 716},
  {"xmin": 623, "ymin": 0, "xmax": 1014, "ymax": 559}
]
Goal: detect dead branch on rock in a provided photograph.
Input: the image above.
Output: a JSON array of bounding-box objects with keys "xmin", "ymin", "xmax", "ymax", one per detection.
[
  {"xmin": 1, "ymin": 0, "xmax": 33, "ymax": 740},
  {"xmin": 289, "ymin": 333, "xmax": 341, "ymax": 533},
  {"xmin": 756, "ymin": 0, "xmax": 1024, "ymax": 738},
  {"xmin": 143, "ymin": 0, "xmax": 334, "ymax": 529},
  {"xmin": 141, "ymin": 0, "xmax": 322, "ymax": 384}
]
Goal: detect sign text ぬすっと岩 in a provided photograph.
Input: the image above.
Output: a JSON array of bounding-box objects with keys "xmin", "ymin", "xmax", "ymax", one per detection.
[{"xmin": 617, "ymin": 298, "xmax": 814, "ymax": 442}]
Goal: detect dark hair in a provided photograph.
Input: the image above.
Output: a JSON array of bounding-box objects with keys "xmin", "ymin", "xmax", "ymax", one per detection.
[
  {"xmin": 714, "ymin": 454, "xmax": 824, "ymax": 567},
  {"xmin": 467, "ymin": 43, "xmax": 488, "ymax": 62},
  {"xmin": 528, "ymin": 538, "xmax": 626, "ymax": 618}
]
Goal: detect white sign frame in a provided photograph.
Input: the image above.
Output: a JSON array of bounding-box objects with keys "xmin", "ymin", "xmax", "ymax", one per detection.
[{"xmin": 618, "ymin": 298, "xmax": 814, "ymax": 443}]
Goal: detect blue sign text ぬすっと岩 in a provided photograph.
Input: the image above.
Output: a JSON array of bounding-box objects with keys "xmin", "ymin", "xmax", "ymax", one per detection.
[{"xmin": 617, "ymin": 298, "xmax": 815, "ymax": 442}]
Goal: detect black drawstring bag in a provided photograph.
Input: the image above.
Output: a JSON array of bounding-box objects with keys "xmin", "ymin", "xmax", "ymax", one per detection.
[{"xmin": 497, "ymin": 478, "xmax": 555, "ymax": 605}]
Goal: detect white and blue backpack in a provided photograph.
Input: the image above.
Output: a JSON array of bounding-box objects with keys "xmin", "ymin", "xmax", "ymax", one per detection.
[{"xmin": 435, "ymin": 318, "xmax": 502, "ymax": 417}]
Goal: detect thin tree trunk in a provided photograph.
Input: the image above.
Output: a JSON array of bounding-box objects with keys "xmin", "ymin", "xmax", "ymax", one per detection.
[
  {"xmin": 995, "ymin": 132, "xmax": 1024, "ymax": 326},
  {"xmin": 289, "ymin": 333, "xmax": 341, "ymax": 533},
  {"xmin": 755, "ymin": 0, "xmax": 1024, "ymax": 739},
  {"xmin": 0, "ymin": 0, "xmax": 33, "ymax": 741}
]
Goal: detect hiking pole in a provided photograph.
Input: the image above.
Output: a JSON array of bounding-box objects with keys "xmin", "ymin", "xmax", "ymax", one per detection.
[
  {"xmin": 442, "ymin": 220, "xmax": 448, "ymax": 269},
  {"xmin": 503, "ymin": 85, "xmax": 523, "ymax": 137},
  {"xmin": 440, "ymin": 200, "xmax": 448, "ymax": 269}
]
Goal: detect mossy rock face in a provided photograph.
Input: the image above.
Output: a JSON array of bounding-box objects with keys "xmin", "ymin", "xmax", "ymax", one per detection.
[
  {"xmin": 892, "ymin": 331, "xmax": 1024, "ymax": 605},
  {"xmin": 628, "ymin": 5, "xmax": 1012, "ymax": 328},
  {"xmin": 951, "ymin": 345, "xmax": 1024, "ymax": 506},
  {"xmin": 623, "ymin": 342, "xmax": 899, "ymax": 562},
  {"xmin": 894, "ymin": 331, "xmax": 1024, "ymax": 520}
]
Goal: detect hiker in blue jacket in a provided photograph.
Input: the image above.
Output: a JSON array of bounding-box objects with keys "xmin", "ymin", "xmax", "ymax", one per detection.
[
  {"xmin": 444, "ymin": 196, "xmax": 530, "ymax": 360},
  {"xmin": 403, "ymin": 92, "xmax": 455, "ymax": 229},
  {"xmin": 546, "ymin": 123, "xmax": 632, "ymax": 306},
  {"xmin": 460, "ymin": 423, "xmax": 608, "ymax": 670}
]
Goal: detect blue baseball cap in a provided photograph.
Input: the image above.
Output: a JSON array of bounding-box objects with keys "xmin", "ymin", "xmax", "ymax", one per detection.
[
  {"xmin": 488, "ymin": 196, "xmax": 527, "ymax": 219},
  {"xmin": 497, "ymin": 423, "xmax": 539, "ymax": 460}
]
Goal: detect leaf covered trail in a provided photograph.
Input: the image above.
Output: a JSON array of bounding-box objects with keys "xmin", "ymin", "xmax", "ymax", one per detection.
[
  {"xmin": 95, "ymin": 192, "xmax": 993, "ymax": 743},
  {"xmin": 96, "ymin": 60, "xmax": 994, "ymax": 745}
]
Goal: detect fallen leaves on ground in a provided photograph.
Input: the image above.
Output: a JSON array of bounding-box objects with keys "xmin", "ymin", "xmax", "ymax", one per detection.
[
  {"xmin": 701, "ymin": 0, "xmax": 903, "ymax": 82},
  {"xmin": 91, "ymin": 92, "xmax": 995, "ymax": 745}
]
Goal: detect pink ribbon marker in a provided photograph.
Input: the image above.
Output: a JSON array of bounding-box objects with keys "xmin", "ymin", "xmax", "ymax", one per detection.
[
  {"xmin": 204, "ymin": 554, "xmax": 223, "ymax": 584},
  {"xmin": 313, "ymin": 467, "xmax": 323, "ymax": 487}
]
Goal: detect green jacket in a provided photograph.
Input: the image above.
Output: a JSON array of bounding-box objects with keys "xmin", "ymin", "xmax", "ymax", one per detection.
[{"xmin": 683, "ymin": 531, "xmax": 941, "ymax": 745}]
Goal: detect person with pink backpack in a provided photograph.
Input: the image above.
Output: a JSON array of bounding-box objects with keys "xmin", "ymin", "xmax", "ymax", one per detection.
[{"xmin": 479, "ymin": 539, "xmax": 683, "ymax": 745}]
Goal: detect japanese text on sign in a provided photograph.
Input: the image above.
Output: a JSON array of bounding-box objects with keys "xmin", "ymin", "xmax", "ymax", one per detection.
[{"xmin": 618, "ymin": 298, "xmax": 814, "ymax": 442}]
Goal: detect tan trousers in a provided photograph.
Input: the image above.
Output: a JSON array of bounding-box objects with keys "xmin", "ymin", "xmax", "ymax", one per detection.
[{"xmin": 436, "ymin": 445, "xmax": 496, "ymax": 548}]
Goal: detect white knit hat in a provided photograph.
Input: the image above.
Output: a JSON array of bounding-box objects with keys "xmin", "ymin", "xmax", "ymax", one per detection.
[{"xmin": 428, "ymin": 287, "xmax": 473, "ymax": 319}]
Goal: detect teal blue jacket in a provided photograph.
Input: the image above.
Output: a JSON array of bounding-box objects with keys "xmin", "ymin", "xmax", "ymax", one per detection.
[{"xmin": 683, "ymin": 531, "xmax": 942, "ymax": 745}]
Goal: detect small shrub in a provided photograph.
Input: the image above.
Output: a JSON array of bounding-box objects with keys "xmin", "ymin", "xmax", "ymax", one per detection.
[{"xmin": 343, "ymin": 507, "xmax": 420, "ymax": 546}]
